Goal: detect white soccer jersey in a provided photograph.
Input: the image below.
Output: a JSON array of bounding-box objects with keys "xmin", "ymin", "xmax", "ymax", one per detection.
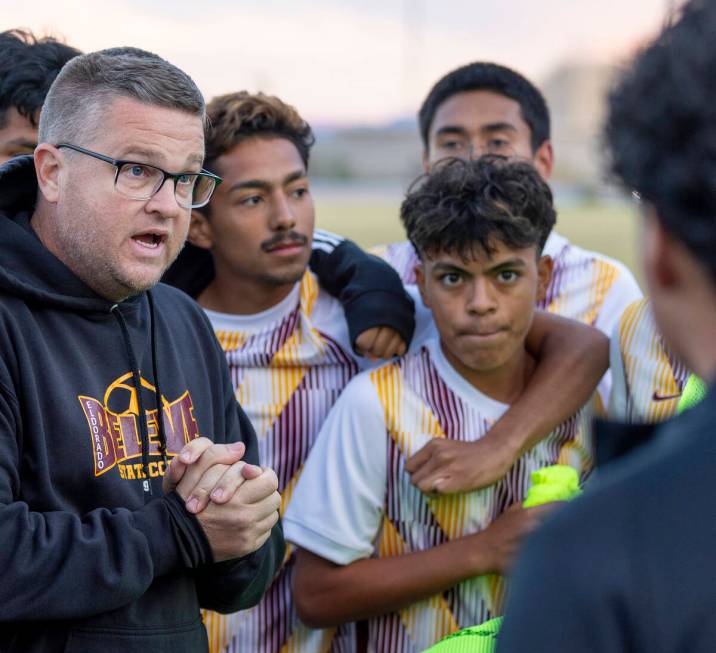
[
  {"xmin": 284, "ymin": 338, "xmax": 593, "ymax": 653},
  {"xmin": 609, "ymin": 299, "xmax": 690, "ymax": 423},
  {"xmin": 202, "ymin": 270, "xmax": 361, "ymax": 653},
  {"xmin": 373, "ymin": 232, "xmax": 643, "ymax": 406}
]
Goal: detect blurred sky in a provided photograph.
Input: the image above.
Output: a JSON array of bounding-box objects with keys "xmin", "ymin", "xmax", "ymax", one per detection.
[{"xmin": 3, "ymin": 0, "xmax": 676, "ymax": 126}]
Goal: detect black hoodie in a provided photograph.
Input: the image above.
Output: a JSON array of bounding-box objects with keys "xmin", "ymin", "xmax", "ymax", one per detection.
[{"xmin": 0, "ymin": 156, "xmax": 285, "ymax": 652}]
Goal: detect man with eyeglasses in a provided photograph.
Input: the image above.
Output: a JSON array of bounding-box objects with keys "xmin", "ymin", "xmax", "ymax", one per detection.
[{"xmin": 0, "ymin": 47, "xmax": 283, "ymax": 652}]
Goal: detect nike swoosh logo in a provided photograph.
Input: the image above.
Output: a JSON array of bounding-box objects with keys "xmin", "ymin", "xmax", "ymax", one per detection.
[{"xmin": 652, "ymin": 391, "xmax": 681, "ymax": 402}]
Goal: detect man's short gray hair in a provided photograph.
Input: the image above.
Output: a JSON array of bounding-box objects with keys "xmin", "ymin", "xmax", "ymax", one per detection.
[{"xmin": 38, "ymin": 47, "xmax": 205, "ymax": 145}]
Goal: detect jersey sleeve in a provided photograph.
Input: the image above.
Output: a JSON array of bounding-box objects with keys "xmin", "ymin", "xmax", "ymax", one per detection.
[
  {"xmin": 608, "ymin": 316, "xmax": 630, "ymax": 421},
  {"xmin": 593, "ymin": 263, "xmax": 642, "ymax": 338},
  {"xmin": 591, "ymin": 263, "xmax": 642, "ymax": 407},
  {"xmin": 283, "ymin": 371, "xmax": 387, "ymax": 565}
]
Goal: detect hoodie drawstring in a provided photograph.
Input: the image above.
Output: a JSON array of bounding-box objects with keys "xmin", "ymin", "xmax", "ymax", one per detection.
[
  {"xmin": 146, "ymin": 291, "xmax": 169, "ymax": 465},
  {"xmin": 111, "ymin": 292, "xmax": 168, "ymax": 500}
]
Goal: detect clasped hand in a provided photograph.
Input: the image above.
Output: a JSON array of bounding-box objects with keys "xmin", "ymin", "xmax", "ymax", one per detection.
[{"xmin": 163, "ymin": 438, "xmax": 281, "ymax": 562}]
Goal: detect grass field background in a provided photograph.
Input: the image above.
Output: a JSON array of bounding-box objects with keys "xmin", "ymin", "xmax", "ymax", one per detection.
[{"xmin": 315, "ymin": 198, "xmax": 644, "ymax": 288}]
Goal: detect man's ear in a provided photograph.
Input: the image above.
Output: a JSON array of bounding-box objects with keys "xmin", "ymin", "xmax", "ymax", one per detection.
[
  {"xmin": 533, "ymin": 140, "xmax": 554, "ymax": 180},
  {"xmin": 188, "ymin": 210, "xmax": 213, "ymax": 250},
  {"xmin": 34, "ymin": 144, "xmax": 63, "ymax": 203},
  {"xmin": 421, "ymin": 149, "xmax": 431, "ymax": 173},
  {"xmin": 414, "ymin": 262, "xmax": 431, "ymax": 309},
  {"xmin": 536, "ymin": 254, "xmax": 553, "ymax": 303},
  {"xmin": 642, "ymin": 205, "xmax": 679, "ymax": 291}
]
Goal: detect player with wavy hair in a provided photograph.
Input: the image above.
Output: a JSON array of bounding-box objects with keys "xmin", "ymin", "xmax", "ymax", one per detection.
[{"xmin": 285, "ymin": 156, "xmax": 593, "ymax": 653}]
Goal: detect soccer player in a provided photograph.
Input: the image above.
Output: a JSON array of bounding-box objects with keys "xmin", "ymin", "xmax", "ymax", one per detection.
[
  {"xmin": 609, "ymin": 298, "xmax": 691, "ymax": 423},
  {"xmin": 0, "ymin": 29, "xmax": 80, "ymax": 163},
  {"xmin": 167, "ymin": 93, "xmax": 606, "ymax": 653},
  {"xmin": 385, "ymin": 62, "xmax": 642, "ymax": 494},
  {"xmin": 284, "ymin": 156, "xmax": 594, "ymax": 653},
  {"xmin": 166, "ymin": 91, "xmax": 413, "ymax": 653},
  {"xmin": 375, "ymin": 62, "xmax": 642, "ymax": 399}
]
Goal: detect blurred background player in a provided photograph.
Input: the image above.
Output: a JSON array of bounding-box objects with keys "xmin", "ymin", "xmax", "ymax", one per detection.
[
  {"xmin": 0, "ymin": 29, "xmax": 80, "ymax": 163},
  {"xmin": 609, "ymin": 297, "xmax": 690, "ymax": 424},
  {"xmin": 284, "ymin": 156, "xmax": 594, "ymax": 653},
  {"xmin": 498, "ymin": 0, "xmax": 716, "ymax": 649},
  {"xmin": 376, "ymin": 62, "xmax": 641, "ymax": 403},
  {"xmin": 384, "ymin": 62, "xmax": 640, "ymax": 496}
]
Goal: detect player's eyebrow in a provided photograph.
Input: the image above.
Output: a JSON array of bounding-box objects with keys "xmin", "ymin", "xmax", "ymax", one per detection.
[
  {"xmin": 282, "ymin": 170, "xmax": 307, "ymax": 185},
  {"xmin": 431, "ymin": 260, "xmax": 471, "ymax": 275},
  {"xmin": 229, "ymin": 169, "xmax": 306, "ymax": 193},
  {"xmin": 434, "ymin": 125, "xmax": 468, "ymax": 138},
  {"xmin": 485, "ymin": 257, "xmax": 527, "ymax": 273},
  {"xmin": 116, "ymin": 148, "xmax": 159, "ymax": 161},
  {"xmin": 480, "ymin": 122, "xmax": 518, "ymax": 134},
  {"xmin": 229, "ymin": 179, "xmax": 271, "ymax": 193}
]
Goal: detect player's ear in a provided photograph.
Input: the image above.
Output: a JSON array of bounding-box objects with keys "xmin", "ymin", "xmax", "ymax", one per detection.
[
  {"xmin": 643, "ymin": 205, "xmax": 678, "ymax": 290},
  {"xmin": 415, "ymin": 262, "xmax": 431, "ymax": 308},
  {"xmin": 533, "ymin": 140, "xmax": 554, "ymax": 180},
  {"xmin": 188, "ymin": 209, "xmax": 213, "ymax": 250},
  {"xmin": 536, "ymin": 255, "xmax": 553, "ymax": 303},
  {"xmin": 422, "ymin": 149, "xmax": 431, "ymax": 173}
]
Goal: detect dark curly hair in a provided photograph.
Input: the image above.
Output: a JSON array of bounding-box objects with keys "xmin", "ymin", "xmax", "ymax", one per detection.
[
  {"xmin": 418, "ymin": 62, "xmax": 550, "ymax": 153},
  {"xmin": 204, "ymin": 91, "xmax": 315, "ymax": 173},
  {"xmin": 401, "ymin": 156, "xmax": 556, "ymax": 261},
  {"xmin": 0, "ymin": 29, "xmax": 80, "ymax": 128},
  {"xmin": 606, "ymin": 0, "xmax": 716, "ymax": 283}
]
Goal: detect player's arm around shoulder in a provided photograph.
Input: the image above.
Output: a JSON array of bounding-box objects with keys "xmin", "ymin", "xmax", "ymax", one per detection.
[
  {"xmin": 309, "ymin": 230, "xmax": 416, "ymax": 359},
  {"xmin": 407, "ymin": 311, "xmax": 607, "ymax": 494}
]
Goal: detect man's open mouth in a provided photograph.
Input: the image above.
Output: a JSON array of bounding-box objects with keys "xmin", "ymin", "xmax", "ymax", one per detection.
[{"xmin": 132, "ymin": 232, "xmax": 167, "ymax": 249}]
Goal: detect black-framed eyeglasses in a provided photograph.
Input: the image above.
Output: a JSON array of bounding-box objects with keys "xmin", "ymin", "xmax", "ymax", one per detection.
[{"xmin": 57, "ymin": 142, "xmax": 222, "ymax": 209}]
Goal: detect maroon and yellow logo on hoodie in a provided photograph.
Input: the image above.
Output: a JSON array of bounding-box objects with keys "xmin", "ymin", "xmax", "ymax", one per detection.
[{"xmin": 78, "ymin": 372, "xmax": 201, "ymax": 479}]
